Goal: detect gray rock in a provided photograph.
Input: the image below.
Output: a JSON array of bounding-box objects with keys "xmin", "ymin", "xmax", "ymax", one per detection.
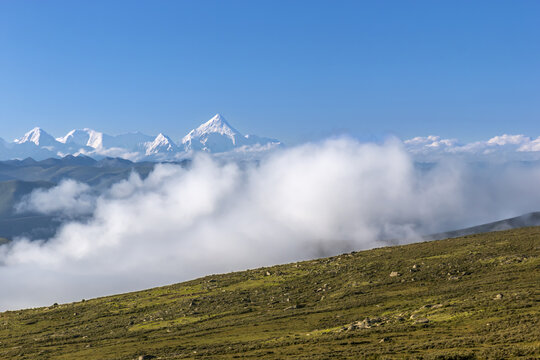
[{"xmin": 138, "ymin": 356, "xmax": 156, "ymax": 360}]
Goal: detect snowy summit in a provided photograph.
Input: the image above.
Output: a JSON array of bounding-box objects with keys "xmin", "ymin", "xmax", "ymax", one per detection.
[
  {"xmin": 183, "ymin": 114, "xmax": 280, "ymax": 153},
  {"xmin": 14, "ymin": 127, "xmax": 57, "ymax": 147},
  {"xmin": 0, "ymin": 114, "xmax": 282, "ymax": 161}
]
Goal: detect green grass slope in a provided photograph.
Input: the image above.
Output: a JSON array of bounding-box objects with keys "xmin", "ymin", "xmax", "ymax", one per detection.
[{"xmin": 1, "ymin": 228, "xmax": 539, "ymax": 359}]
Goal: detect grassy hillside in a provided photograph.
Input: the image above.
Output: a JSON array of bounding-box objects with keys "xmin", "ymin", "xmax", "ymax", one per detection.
[{"xmin": 1, "ymin": 227, "xmax": 539, "ymax": 359}]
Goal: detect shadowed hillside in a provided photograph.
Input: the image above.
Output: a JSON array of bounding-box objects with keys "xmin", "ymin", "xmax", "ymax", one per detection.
[
  {"xmin": 426, "ymin": 212, "xmax": 540, "ymax": 240},
  {"xmin": 0, "ymin": 180, "xmax": 58, "ymax": 239},
  {"xmin": 0, "ymin": 157, "xmax": 190, "ymax": 240},
  {"xmin": 0, "ymin": 227, "xmax": 538, "ymax": 359}
]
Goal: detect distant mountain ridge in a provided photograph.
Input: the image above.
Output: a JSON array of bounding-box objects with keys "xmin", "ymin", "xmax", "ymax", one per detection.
[
  {"xmin": 425, "ymin": 211, "xmax": 540, "ymax": 240},
  {"xmin": 0, "ymin": 155, "xmax": 187, "ymax": 241},
  {"xmin": 0, "ymin": 114, "xmax": 281, "ymax": 161}
]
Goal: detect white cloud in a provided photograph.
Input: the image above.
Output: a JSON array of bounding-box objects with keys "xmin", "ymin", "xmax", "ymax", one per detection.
[
  {"xmin": 2, "ymin": 138, "xmax": 540, "ymax": 310},
  {"xmin": 16, "ymin": 179, "xmax": 95, "ymax": 216},
  {"xmin": 487, "ymin": 134, "xmax": 530, "ymax": 146},
  {"xmin": 76, "ymin": 147, "xmax": 143, "ymax": 161},
  {"xmin": 404, "ymin": 133, "xmax": 540, "ymax": 160},
  {"xmin": 517, "ymin": 136, "xmax": 540, "ymax": 152},
  {"xmin": 404, "ymin": 135, "xmax": 458, "ymax": 154}
]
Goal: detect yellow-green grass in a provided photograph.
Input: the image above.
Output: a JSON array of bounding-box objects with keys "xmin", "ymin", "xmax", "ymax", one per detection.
[{"xmin": 1, "ymin": 227, "xmax": 539, "ymax": 359}]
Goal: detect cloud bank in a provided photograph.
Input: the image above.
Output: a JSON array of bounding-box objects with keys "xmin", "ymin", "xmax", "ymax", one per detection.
[
  {"xmin": 405, "ymin": 134, "xmax": 540, "ymax": 160},
  {"xmin": 2, "ymin": 138, "xmax": 540, "ymax": 310},
  {"xmin": 16, "ymin": 179, "xmax": 96, "ymax": 217}
]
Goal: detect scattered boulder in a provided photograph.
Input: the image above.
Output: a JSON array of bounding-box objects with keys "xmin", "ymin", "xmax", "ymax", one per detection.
[
  {"xmin": 389, "ymin": 271, "xmax": 400, "ymax": 277},
  {"xmin": 494, "ymin": 293, "xmax": 504, "ymax": 300},
  {"xmin": 284, "ymin": 304, "xmax": 305, "ymax": 310},
  {"xmin": 354, "ymin": 319, "xmax": 372, "ymax": 329},
  {"xmin": 138, "ymin": 356, "xmax": 156, "ymax": 360},
  {"xmin": 345, "ymin": 317, "xmax": 384, "ymax": 331}
]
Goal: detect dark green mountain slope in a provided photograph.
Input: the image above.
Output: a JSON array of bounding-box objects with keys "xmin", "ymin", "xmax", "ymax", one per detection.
[
  {"xmin": 426, "ymin": 212, "xmax": 540, "ymax": 240},
  {"xmin": 0, "ymin": 156, "xmax": 188, "ymax": 240},
  {"xmin": 0, "ymin": 179, "xmax": 54, "ymax": 217},
  {"xmin": 0, "ymin": 227, "xmax": 538, "ymax": 359},
  {"xmin": 0, "ymin": 157, "xmax": 157, "ymax": 188},
  {"xmin": 0, "ymin": 180, "xmax": 59, "ymax": 239}
]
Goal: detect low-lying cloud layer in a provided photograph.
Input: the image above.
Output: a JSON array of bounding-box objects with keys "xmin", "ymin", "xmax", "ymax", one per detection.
[
  {"xmin": 2, "ymin": 138, "xmax": 540, "ymax": 309},
  {"xmin": 16, "ymin": 179, "xmax": 95, "ymax": 217}
]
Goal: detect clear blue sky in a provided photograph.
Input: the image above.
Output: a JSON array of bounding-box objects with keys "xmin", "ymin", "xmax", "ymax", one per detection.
[{"xmin": 1, "ymin": 0, "xmax": 539, "ymax": 144}]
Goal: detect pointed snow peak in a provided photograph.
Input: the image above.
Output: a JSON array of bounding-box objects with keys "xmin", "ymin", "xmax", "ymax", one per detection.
[
  {"xmin": 193, "ymin": 113, "xmax": 241, "ymax": 138},
  {"xmin": 209, "ymin": 113, "xmax": 233, "ymax": 128},
  {"xmin": 145, "ymin": 133, "xmax": 177, "ymax": 155},
  {"xmin": 14, "ymin": 127, "xmax": 42, "ymax": 143},
  {"xmin": 181, "ymin": 114, "xmax": 248, "ymax": 152},
  {"xmin": 14, "ymin": 127, "xmax": 57, "ymax": 146},
  {"xmin": 208, "ymin": 113, "xmax": 227, "ymax": 125},
  {"xmin": 152, "ymin": 133, "xmax": 176, "ymax": 147},
  {"xmin": 155, "ymin": 133, "xmax": 169, "ymax": 141}
]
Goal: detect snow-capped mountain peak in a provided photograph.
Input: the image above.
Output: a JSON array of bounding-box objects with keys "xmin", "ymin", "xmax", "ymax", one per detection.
[
  {"xmin": 194, "ymin": 113, "xmax": 239, "ymax": 138},
  {"xmin": 153, "ymin": 133, "xmax": 173, "ymax": 144},
  {"xmin": 14, "ymin": 127, "xmax": 57, "ymax": 147},
  {"xmin": 145, "ymin": 133, "xmax": 177, "ymax": 155},
  {"xmin": 56, "ymin": 128, "xmax": 104, "ymax": 149},
  {"xmin": 5, "ymin": 115, "xmax": 281, "ymax": 160},
  {"xmin": 181, "ymin": 113, "xmax": 281, "ymax": 153},
  {"xmin": 182, "ymin": 114, "xmax": 246, "ymax": 152}
]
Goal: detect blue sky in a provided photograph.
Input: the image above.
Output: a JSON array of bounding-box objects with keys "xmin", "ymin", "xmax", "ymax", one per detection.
[{"xmin": 1, "ymin": 0, "xmax": 539, "ymax": 144}]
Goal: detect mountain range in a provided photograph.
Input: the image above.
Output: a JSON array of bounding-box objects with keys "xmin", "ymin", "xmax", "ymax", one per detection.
[
  {"xmin": 0, "ymin": 114, "xmax": 281, "ymax": 161},
  {"xmin": 0, "ymin": 156, "xmax": 169, "ymax": 240},
  {"xmin": 5, "ymin": 113, "xmax": 540, "ymax": 163}
]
